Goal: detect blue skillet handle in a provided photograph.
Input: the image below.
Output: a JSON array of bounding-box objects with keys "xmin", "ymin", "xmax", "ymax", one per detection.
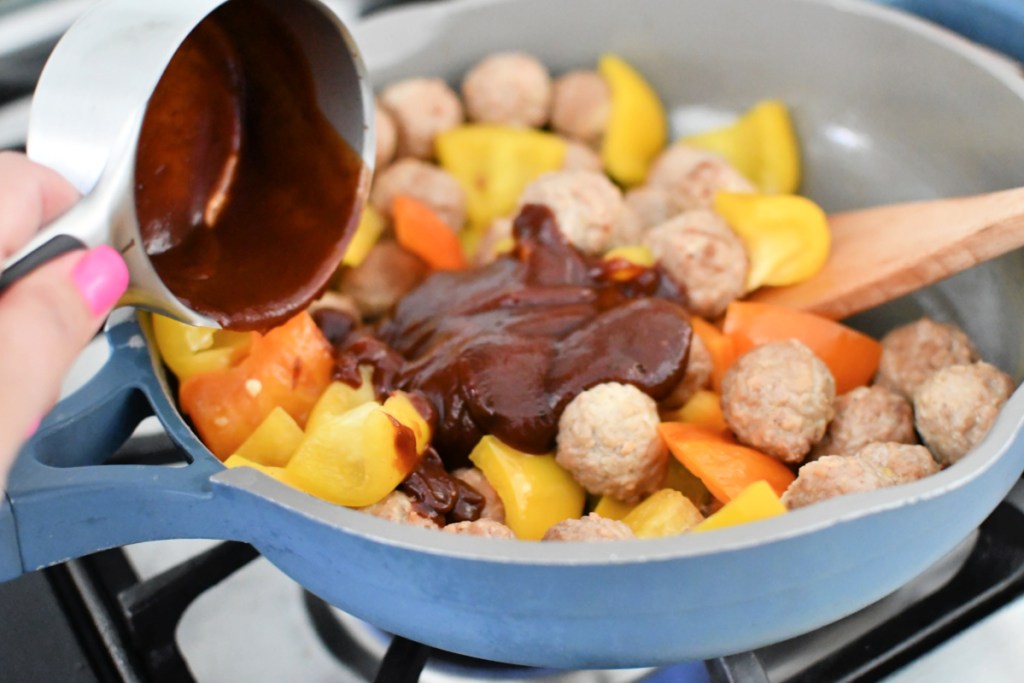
[{"xmin": 0, "ymin": 313, "xmax": 229, "ymax": 582}]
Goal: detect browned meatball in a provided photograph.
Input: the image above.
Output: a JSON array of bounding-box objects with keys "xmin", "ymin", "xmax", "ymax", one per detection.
[
  {"xmin": 378, "ymin": 77, "xmax": 464, "ymax": 160},
  {"xmin": 913, "ymin": 362, "xmax": 1015, "ymax": 465},
  {"xmin": 624, "ymin": 185, "xmax": 677, "ymax": 232},
  {"xmin": 722, "ymin": 340, "xmax": 836, "ymax": 464},
  {"xmin": 542, "ymin": 513, "xmax": 635, "ymax": 541},
  {"xmin": 360, "ymin": 491, "xmax": 438, "ymax": 528},
  {"xmin": 462, "ymin": 52, "xmax": 552, "ymax": 128},
  {"xmin": 369, "ymin": 158, "xmax": 467, "ymax": 230},
  {"xmin": 518, "ymin": 170, "xmax": 625, "ymax": 254},
  {"xmin": 560, "ymin": 139, "xmax": 603, "ymax": 173},
  {"xmin": 556, "ymin": 382, "xmax": 668, "ymax": 503},
  {"xmin": 645, "ymin": 144, "xmax": 755, "ymax": 212},
  {"xmin": 643, "ymin": 209, "xmax": 749, "ymax": 319},
  {"xmin": 660, "ymin": 332, "xmax": 713, "ymax": 409},
  {"xmin": 811, "ymin": 385, "xmax": 916, "ymax": 459},
  {"xmin": 374, "ymin": 99, "xmax": 397, "ymax": 170},
  {"xmin": 452, "ymin": 467, "xmax": 506, "ymax": 523},
  {"xmin": 550, "ymin": 70, "xmax": 610, "ymax": 145},
  {"xmin": 339, "ymin": 240, "xmax": 428, "ymax": 319},
  {"xmin": 874, "ymin": 318, "xmax": 979, "ymax": 399},
  {"xmin": 782, "ymin": 443, "xmax": 939, "ymax": 510},
  {"xmin": 442, "ymin": 519, "xmax": 517, "ymax": 539}
]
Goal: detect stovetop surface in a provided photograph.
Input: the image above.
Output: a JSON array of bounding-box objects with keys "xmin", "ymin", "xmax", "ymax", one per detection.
[{"xmin": 2, "ymin": 1, "xmax": 1024, "ymax": 681}]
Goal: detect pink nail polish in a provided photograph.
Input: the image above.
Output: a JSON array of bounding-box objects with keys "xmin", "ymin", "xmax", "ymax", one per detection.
[
  {"xmin": 24, "ymin": 417, "xmax": 40, "ymax": 439},
  {"xmin": 71, "ymin": 245, "xmax": 129, "ymax": 316}
]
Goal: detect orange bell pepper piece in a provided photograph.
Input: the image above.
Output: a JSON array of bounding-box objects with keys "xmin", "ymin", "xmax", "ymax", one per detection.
[
  {"xmin": 658, "ymin": 422, "xmax": 795, "ymax": 502},
  {"xmin": 179, "ymin": 312, "xmax": 334, "ymax": 459},
  {"xmin": 392, "ymin": 194, "xmax": 467, "ymax": 271},
  {"xmin": 721, "ymin": 301, "xmax": 881, "ymax": 395}
]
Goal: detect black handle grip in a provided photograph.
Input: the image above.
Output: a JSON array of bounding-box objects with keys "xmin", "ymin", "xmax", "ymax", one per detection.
[{"xmin": 0, "ymin": 234, "xmax": 87, "ymax": 295}]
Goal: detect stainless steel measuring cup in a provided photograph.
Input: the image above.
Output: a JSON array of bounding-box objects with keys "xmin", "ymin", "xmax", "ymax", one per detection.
[{"xmin": 1, "ymin": 0, "xmax": 374, "ymax": 328}]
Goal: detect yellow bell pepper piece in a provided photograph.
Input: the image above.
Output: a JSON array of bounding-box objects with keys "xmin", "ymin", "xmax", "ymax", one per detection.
[
  {"xmin": 342, "ymin": 205, "xmax": 387, "ymax": 267},
  {"xmin": 603, "ymin": 245, "xmax": 655, "ymax": 268},
  {"xmin": 285, "ymin": 392, "xmax": 430, "ymax": 507},
  {"xmin": 379, "ymin": 392, "xmax": 432, "ymax": 455},
  {"xmin": 223, "ymin": 454, "xmax": 293, "ymax": 484},
  {"xmin": 436, "ymin": 124, "xmax": 566, "ymax": 252},
  {"xmin": 229, "ymin": 406, "xmax": 304, "ymax": 468},
  {"xmin": 693, "ymin": 480, "xmax": 786, "ymax": 533},
  {"xmin": 151, "ymin": 314, "xmax": 255, "ymax": 383},
  {"xmin": 305, "ymin": 366, "xmax": 376, "ymax": 434},
  {"xmin": 714, "ymin": 191, "xmax": 830, "ymax": 291},
  {"xmin": 682, "ymin": 99, "xmax": 801, "ymax": 194},
  {"xmin": 602, "ymin": 244, "xmax": 656, "ymax": 282},
  {"xmin": 661, "ymin": 389, "xmax": 728, "ymax": 433},
  {"xmin": 622, "ymin": 489, "xmax": 704, "ymax": 538},
  {"xmin": 592, "ymin": 495, "xmax": 636, "ymax": 521},
  {"xmin": 468, "ymin": 435, "xmax": 585, "ymax": 541},
  {"xmin": 598, "ymin": 54, "xmax": 668, "ymax": 187}
]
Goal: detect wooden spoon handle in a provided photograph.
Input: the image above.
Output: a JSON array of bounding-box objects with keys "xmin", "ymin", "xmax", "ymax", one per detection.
[{"xmin": 750, "ymin": 186, "xmax": 1024, "ymax": 319}]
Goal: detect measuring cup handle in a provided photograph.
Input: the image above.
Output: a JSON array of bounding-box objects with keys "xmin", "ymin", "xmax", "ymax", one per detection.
[
  {"xmin": 0, "ymin": 234, "xmax": 87, "ymax": 294},
  {"xmin": 0, "ymin": 110, "xmax": 142, "ymax": 294},
  {"xmin": 0, "ymin": 315, "xmax": 230, "ymax": 582}
]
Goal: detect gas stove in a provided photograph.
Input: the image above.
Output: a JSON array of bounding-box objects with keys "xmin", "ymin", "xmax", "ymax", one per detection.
[{"xmin": 2, "ymin": 1, "xmax": 1024, "ymax": 681}]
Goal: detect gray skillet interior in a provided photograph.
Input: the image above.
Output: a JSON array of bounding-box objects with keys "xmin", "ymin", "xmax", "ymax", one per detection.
[{"xmin": 355, "ymin": 0, "xmax": 1024, "ymax": 379}]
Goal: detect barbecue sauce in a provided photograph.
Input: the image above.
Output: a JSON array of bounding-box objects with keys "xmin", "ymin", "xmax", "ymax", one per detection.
[
  {"xmin": 376, "ymin": 205, "xmax": 694, "ymax": 469},
  {"xmin": 135, "ymin": 1, "xmax": 364, "ymax": 331}
]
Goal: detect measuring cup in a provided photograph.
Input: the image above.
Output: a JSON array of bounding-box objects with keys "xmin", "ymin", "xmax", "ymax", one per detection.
[{"xmin": 1, "ymin": 0, "xmax": 374, "ymax": 329}]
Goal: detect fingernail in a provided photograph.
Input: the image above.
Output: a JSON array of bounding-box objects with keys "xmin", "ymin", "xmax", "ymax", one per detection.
[
  {"xmin": 24, "ymin": 417, "xmax": 40, "ymax": 439},
  {"xmin": 71, "ymin": 245, "xmax": 129, "ymax": 316}
]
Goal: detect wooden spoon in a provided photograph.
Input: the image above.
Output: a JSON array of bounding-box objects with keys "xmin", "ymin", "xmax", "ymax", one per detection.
[{"xmin": 750, "ymin": 186, "xmax": 1024, "ymax": 319}]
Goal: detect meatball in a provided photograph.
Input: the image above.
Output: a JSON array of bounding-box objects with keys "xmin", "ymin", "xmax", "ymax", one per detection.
[
  {"xmin": 661, "ymin": 332, "xmax": 713, "ymax": 409},
  {"xmin": 811, "ymin": 385, "xmax": 916, "ymax": 459},
  {"xmin": 874, "ymin": 318, "xmax": 979, "ymax": 399},
  {"xmin": 462, "ymin": 52, "xmax": 552, "ymax": 128},
  {"xmin": 561, "ymin": 139, "xmax": 603, "ymax": 173},
  {"xmin": 452, "ymin": 467, "xmax": 506, "ymax": 523},
  {"xmin": 722, "ymin": 340, "xmax": 836, "ymax": 464},
  {"xmin": 378, "ymin": 77, "xmax": 464, "ymax": 160},
  {"xmin": 374, "ymin": 99, "xmax": 397, "ymax": 170},
  {"xmin": 643, "ymin": 209, "xmax": 748, "ymax": 319},
  {"xmin": 369, "ymin": 158, "xmax": 467, "ymax": 230},
  {"xmin": 360, "ymin": 491, "xmax": 438, "ymax": 529},
  {"xmin": 339, "ymin": 240, "xmax": 428, "ymax": 319},
  {"xmin": 782, "ymin": 443, "xmax": 939, "ymax": 510},
  {"xmin": 645, "ymin": 144, "xmax": 755, "ymax": 212},
  {"xmin": 518, "ymin": 170, "xmax": 625, "ymax": 254},
  {"xmin": 624, "ymin": 185, "xmax": 677, "ymax": 233},
  {"xmin": 609, "ymin": 205, "xmax": 646, "ymax": 249},
  {"xmin": 542, "ymin": 513, "xmax": 635, "ymax": 541},
  {"xmin": 442, "ymin": 519, "xmax": 517, "ymax": 539},
  {"xmin": 550, "ymin": 70, "xmax": 610, "ymax": 145},
  {"xmin": 913, "ymin": 362, "xmax": 1015, "ymax": 466},
  {"xmin": 556, "ymin": 382, "xmax": 667, "ymax": 503}
]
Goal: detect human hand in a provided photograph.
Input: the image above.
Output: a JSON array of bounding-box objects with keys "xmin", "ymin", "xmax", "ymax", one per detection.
[{"xmin": 0, "ymin": 151, "xmax": 129, "ymax": 491}]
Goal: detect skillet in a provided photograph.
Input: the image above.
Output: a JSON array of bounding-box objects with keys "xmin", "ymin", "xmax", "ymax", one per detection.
[{"xmin": 4, "ymin": 0, "xmax": 1024, "ymax": 668}]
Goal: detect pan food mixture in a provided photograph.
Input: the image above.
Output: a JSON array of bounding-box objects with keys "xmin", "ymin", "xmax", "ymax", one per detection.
[{"xmin": 153, "ymin": 52, "xmax": 1016, "ymax": 542}]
